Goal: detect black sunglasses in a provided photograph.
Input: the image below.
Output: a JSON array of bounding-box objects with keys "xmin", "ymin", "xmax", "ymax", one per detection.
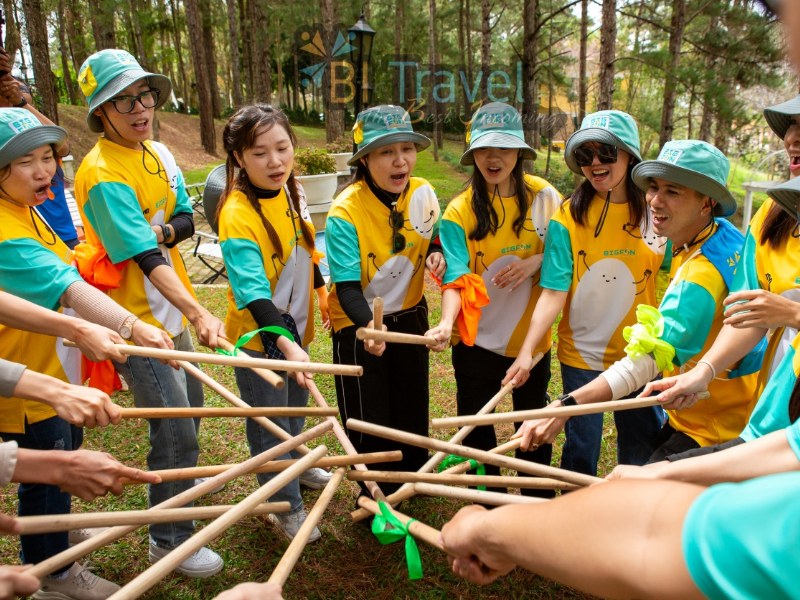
[
  {"xmin": 573, "ymin": 143, "xmax": 618, "ymax": 167},
  {"xmin": 389, "ymin": 204, "xmax": 406, "ymax": 253}
]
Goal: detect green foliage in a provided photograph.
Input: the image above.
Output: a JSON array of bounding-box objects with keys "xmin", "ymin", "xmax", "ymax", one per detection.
[
  {"xmin": 294, "ymin": 148, "xmax": 337, "ymax": 175},
  {"xmin": 325, "ymin": 135, "xmax": 353, "ymax": 153}
]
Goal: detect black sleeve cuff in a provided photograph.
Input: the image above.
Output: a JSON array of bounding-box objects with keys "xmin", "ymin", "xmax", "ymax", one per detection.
[
  {"xmin": 133, "ymin": 248, "xmax": 170, "ymax": 278},
  {"xmin": 313, "ymin": 263, "xmax": 325, "ymax": 289},
  {"xmin": 336, "ymin": 280, "xmax": 373, "ymax": 328},
  {"xmin": 166, "ymin": 212, "xmax": 195, "ymax": 248},
  {"xmin": 427, "ymin": 242, "xmax": 443, "ymax": 258},
  {"xmin": 246, "ymin": 298, "xmax": 286, "ymax": 344}
]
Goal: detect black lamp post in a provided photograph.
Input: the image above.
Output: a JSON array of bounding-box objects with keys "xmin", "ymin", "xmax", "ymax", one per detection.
[{"xmin": 348, "ymin": 8, "xmax": 376, "ymax": 121}]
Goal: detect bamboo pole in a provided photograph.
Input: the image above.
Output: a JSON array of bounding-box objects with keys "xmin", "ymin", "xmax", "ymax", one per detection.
[
  {"xmin": 350, "ymin": 353, "xmax": 544, "ymax": 522},
  {"xmin": 268, "ymin": 467, "xmax": 347, "ymax": 586},
  {"xmin": 372, "ymin": 297, "xmax": 384, "ymax": 329},
  {"xmin": 12, "ymin": 503, "xmax": 292, "ymax": 535},
  {"xmin": 346, "ymin": 419, "xmax": 602, "ymax": 487},
  {"xmin": 108, "ymin": 445, "xmax": 329, "ymax": 600},
  {"xmin": 431, "ymin": 392, "xmax": 710, "ymax": 429},
  {"xmin": 356, "ymin": 496, "xmax": 444, "ymax": 551},
  {"xmin": 347, "ymin": 470, "xmax": 578, "ymax": 490},
  {"xmin": 355, "ymin": 328, "xmax": 437, "ymax": 346},
  {"xmin": 120, "ymin": 451, "xmax": 402, "ymax": 486},
  {"xmin": 62, "ymin": 341, "xmax": 363, "ymax": 376},
  {"xmin": 118, "ymin": 407, "xmax": 337, "ymax": 419},
  {"xmin": 177, "ymin": 360, "xmax": 312, "ymax": 456},
  {"xmin": 413, "ymin": 482, "xmax": 547, "ymax": 506},
  {"xmin": 217, "ymin": 336, "xmax": 285, "ymax": 389},
  {"xmin": 25, "ymin": 421, "xmax": 333, "ymax": 578}
]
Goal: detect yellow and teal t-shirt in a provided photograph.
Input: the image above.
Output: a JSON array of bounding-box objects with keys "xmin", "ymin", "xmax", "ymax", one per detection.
[
  {"xmin": 327, "ymin": 177, "xmax": 441, "ymax": 332},
  {"xmin": 74, "ymin": 138, "xmax": 195, "ymax": 337},
  {"xmin": 440, "ymin": 174, "xmax": 562, "ymax": 358},
  {"xmin": 540, "ymin": 197, "xmax": 671, "ymax": 370},
  {"xmin": 0, "ymin": 200, "xmax": 83, "ymax": 433},
  {"xmin": 732, "ymin": 198, "xmax": 800, "ymax": 399},
  {"xmin": 658, "ymin": 224, "xmax": 758, "ymax": 447},
  {"xmin": 219, "ymin": 188, "xmax": 316, "ymax": 353}
]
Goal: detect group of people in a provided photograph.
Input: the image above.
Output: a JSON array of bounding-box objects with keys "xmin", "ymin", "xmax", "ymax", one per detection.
[{"xmin": 0, "ymin": 22, "xmax": 796, "ymax": 600}]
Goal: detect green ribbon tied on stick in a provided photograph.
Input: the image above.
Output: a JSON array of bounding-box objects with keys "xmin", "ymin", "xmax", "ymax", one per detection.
[
  {"xmin": 214, "ymin": 326, "xmax": 294, "ymax": 357},
  {"xmin": 371, "ymin": 501, "xmax": 424, "ymax": 580},
  {"xmin": 438, "ymin": 455, "xmax": 486, "ymax": 491},
  {"xmin": 623, "ymin": 304, "xmax": 677, "ymax": 373}
]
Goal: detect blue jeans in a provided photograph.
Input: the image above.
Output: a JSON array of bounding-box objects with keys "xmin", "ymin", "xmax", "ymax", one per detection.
[
  {"xmin": 2, "ymin": 416, "xmax": 82, "ymax": 573},
  {"xmin": 235, "ymin": 347, "xmax": 306, "ymax": 511},
  {"xmin": 560, "ymin": 363, "xmax": 665, "ymax": 477},
  {"xmin": 114, "ymin": 327, "xmax": 204, "ymax": 549}
]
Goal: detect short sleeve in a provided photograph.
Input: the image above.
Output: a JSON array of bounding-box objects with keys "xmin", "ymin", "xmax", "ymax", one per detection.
[
  {"xmin": 440, "ymin": 218, "xmax": 471, "ymax": 285},
  {"xmin": 0, "ymin": 239, "xmax": 82, "ymax": 310},
  {"xmin": 83, "ymin": 181, "xmax": 158, "ymax": 263},
  {"xmin": 431, "ymin": 209, "xmax": 442, "ymax": 242},
  {"xmin": 173, "ymin": 168, "xmax": 193, "ymax": 216},
  {"xmin": 220, "ymin": 237, "xmax": 272, "ymax": 309},
  {"xmin": 540, "ymin": 219, "xmax": 573, "ymax": 291},
  {"xmin": 660, "ymin": 280, "xmax": 717, "ymax": 366},
  {"xmin": 786, "ymin": 421, "xmax": 800, "ymax": 463},
  {"xmin": 731, "ymin": 228, "xmax": 759, "ymax": 293},
  {"xmin": 326, "ymin": 216, "xmax": 362, "ymax": 283}
]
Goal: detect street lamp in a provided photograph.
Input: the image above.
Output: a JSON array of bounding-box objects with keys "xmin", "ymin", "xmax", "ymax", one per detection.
[
  {"xmin": 348, "ymin": 7, "xmax": 376, "ymax": 121},
  {"xmin": 19, "ymin": 63, "xmax": 28, "ymax": 86}
]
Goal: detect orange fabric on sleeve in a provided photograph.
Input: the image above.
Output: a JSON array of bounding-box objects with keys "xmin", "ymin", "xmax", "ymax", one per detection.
[
  {"xmin": 81, "ymin": 355, "xmax": 122, "ymax": 395},
  {"xmin": 442, "ymin": 273, "xmax": 490, "ymax": 346},
  {"xmin": 73, "ymin": 242, "xmax": 130, "ymax": 292},
  {"xmin": 312, "ymin": 249, "xmax": 325, "ymax": 265}
]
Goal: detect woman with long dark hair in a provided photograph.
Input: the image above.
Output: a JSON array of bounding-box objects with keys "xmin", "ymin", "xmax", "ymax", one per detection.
[{"xmin": 506, "ymin": 110, "xmax": 672, "ymax": 477}]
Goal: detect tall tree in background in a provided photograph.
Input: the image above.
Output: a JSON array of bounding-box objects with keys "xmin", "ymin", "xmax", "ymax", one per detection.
[
  {"xmin": 658, "ymin": 0, "xmax": 687, "ymax": 147},
  {"xmin": 184, "ymin": 0, "xmax": 216, "ymax": 153},
  {"xmin": 250, "ymin": 0, "xmax": 270, "ymax": 103},
  {"xmin": 578, "ymin": 0, "xmax": 588, "ymax": 123},
  {"xmin": 57, "ymin": 0, "xmax": 79, "ymax": 104},
  {"xmin": 2, "ymin": 0, "xmax": 20, "ymax": 66},
  {"xmin": 480, "ymin": 0, "xmax": 490, "ymax": 100},
  {"xmin": 87, "ymin": 0, "xmax": 116, "ymax": 50},
  {"xmin": 226, "ymin": 0, "xmax": 244, "ymax": 107},
  {"xmin": 201, "ymin": 0, "xmax": 222, "ymax": 117},
  {"xmin": 393, "ymin": 0, "xmax": 403, "ymax": 105},
  {"xmin": 169, "ymin": 0, "xmax": 190, "ymax": 105},
  {"xmin": 66, "ymin": 0, "xmax": 89, "ymax": 72},
  {"xmin": 428, "ymin": 0, "xmax": 439, "ymax": 160},
  {"xmin": 321, "ymin": 0, "xmax": 342, "ymax": 142},
  {"xmin": 522, "ymin": 0, "xmax": 538, "ymax": 149},
  {"xmin": 597, "ymin": 0, "xmax": 615, "ymax": 110},
  {"xmin": 20, "ymin": 0, "xmax": 59, "ymax": 122}
]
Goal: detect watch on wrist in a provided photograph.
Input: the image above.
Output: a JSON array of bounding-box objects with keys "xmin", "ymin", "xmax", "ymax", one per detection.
[
  {"xmin": 13, "ymin": 97, "xmax": 26, "ymax": 108},
  {"xmin": 119, "ymin": 315, "xmax": 139, "ymax": 340},
  {"xmin": 558, "ymin": 393, "xmax": 578, "ymax": 407}
]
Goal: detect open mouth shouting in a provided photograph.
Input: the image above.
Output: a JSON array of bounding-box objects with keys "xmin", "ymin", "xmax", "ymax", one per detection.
[
  {"xmin": 486, "ymin": 165, "xmax": 503, "ymax": 177},
  {"xmin": 591, "ymin": 168, "xmax": 610, "ymax": 183},
  {"xmin": 33, "ymin": 184, "xmax": 50, "ymax": 203},
  {"xmin": 131, "ymin": 117, "xmax": 149, "ymax": 133},
  {"xmin": 389, "ymin": 171, "xmax": 408, "ymax": 186},
  {"xmin": 790, "ymin": 153, "xmax": 800, "ymax": 173}
]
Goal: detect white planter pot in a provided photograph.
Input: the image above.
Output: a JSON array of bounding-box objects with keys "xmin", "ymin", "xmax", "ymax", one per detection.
[
  {"xmin": 329, "ymin": 152, "xmax": 353, "ymax": 172},
  {"xmin": 296, "ymin": 172, "xmax": 338, "ymax": 206}
]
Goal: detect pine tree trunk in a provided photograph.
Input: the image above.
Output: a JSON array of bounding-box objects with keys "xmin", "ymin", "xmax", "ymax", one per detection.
[
  {"xmin": 321, "ymin": 0, "xmax": 342, "ymax": 142},
  {"xmin": 130, "ymin": 0, "xmax": 148, "ymax": 67},
  {"xmin": 545, "ymin": 15, "xmax": 554, "ymax": 177},
  {"xmin": 87, "ymin": 0, "xmax": 116, "ymax": 50},
  {"xmin": 240, "ymin": 0, "xmax": 253, "ymax": 102},
  {"xmin": 184, "ymin": 0, "xmax": 216, "ymax": 154},
  {"xmin": 658, "ymin": 0, "xmax": 687, "ymax": 147},
  {"xmin": 65, "ymin": 0, "xmax": 87, "ymax": 71},
  {"xmin": 200, "ymin": 0, "xmax": 221, "ymax": 117},
  {"xmin": 225, "ymin": 0, "xmax": 244, "ymax": 108},
  {"xmin": 169, "ymin": 0, "xmax": 189, "ymax": 107},
  {"xmin": 578, "ymin": 0, "xmax": 588, "ymax": 123},
  {"xmin": 3, "ymin": 0, "xmax": 21, "ymax": 65},
  {"xmin": 428, "ymin": 0, "xmax": 439, "ymax": 160},
  {"xmin": 57, "ymin": 0, "xmax": 79, "ymax": 105},
  {"xmin": 480, "ymin": 0, "xmax": 490, "ymax": 101},
  {"xmin": 20, "ymin": 0, "xmax": 59, "ymax": 122},
  {"xmin": 522, "ymin": 0, "xmax": 538, "ymax": 149},
  {"xmin": 394, "ymin": 0, "xmax": 403, "ymax": 105},
  {"xmin": 597, "ymin": 0, "xmax": 616, "ymax": 110},
  {"xmin": 274, "ymin": 14, "xmax": 283, "ymax": 106},
  {"xmin": 250, "ymin": 0, "xmax": 270, "ymax": 103}
]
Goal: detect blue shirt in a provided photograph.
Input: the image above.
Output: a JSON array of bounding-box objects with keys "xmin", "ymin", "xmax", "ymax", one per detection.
[{"xmin": 36, "ymin": 166, "xmax": 78, "ymax": 243}]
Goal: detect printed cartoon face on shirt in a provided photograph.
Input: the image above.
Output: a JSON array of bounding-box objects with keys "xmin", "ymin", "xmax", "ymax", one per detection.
[
  {"xmin": 405, "ymin": 184, "xmax": 439, "ymax": 239},
  {"xmin": 272, "ymin": 245, "xmax": 313, "ymax": 343},
  {"xmin": 767, "ymin": 287, "xmax": 800, "ymax": 380},
  {"xmin": 570, "ymin": 258, "xmax": 635, "ymax": 370},
  {"xmin": 528, "ymin": 187, "xmax": 561, "ymax": 242},
  {"xmin": 475, "ymin": 255, "xmax": 532, "ymax": 355},
  {"xmin": 623, "ymin": 217, "xmax": 667, "ymax": 255},
  {"xmin": 363, "ymin": 254, "xmax": 416, "ymax": 313}
]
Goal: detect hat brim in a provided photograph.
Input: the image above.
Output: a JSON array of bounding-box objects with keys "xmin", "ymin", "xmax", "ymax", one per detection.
[
  {"xmin": 87, "ymin": 70, "xmax": 173, "ymax": 134},
  {"xmin": 0, "ymin": 125, "xmax": 68, "ymax": 169},
  {"xmin": 202, "ymin": 164, "xmax": 229, "ymax": 235},
  {"xmin": 459, "ymin": 132, "xmax": 537, "ymax": 166},
  {"xmin": 766, "ymin": 177, "xmax": 800, "ymax": 219},
  {"xmin": 564, "ymin": 128, "xmax": 642, "ymax": 175},
  {"xmin": 632, "ymin": 161, "xmax": 737, "ymax": 218},
  {"xmin": 347, "ymin": 132, "xmax": 431, "ymax": 166},
  {"xmin": 763, "ymin": 95, "xmax": 800, "ymax": 140}
]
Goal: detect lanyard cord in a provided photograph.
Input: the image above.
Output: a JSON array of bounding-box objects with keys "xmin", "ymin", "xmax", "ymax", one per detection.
[
  {"xmin": 673, "ymin": 218, "xmax": 716, "ymax": 258},
  {"xmin": 593, "ymin": 167, "xmax": 629, "ymax": 238}
]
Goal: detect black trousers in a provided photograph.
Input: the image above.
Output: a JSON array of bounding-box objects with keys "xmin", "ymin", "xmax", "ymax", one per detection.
[
  {"xmin": 333, "ymin": 299, "xmax": 430, "ymax": 497},
  {"xmin": 646, "ymin": 421, "xmax": 701, "ymax": 464},
  {"xmin": 452, "ymin": 342, "xmax": 554, "ymax": 499},
  {"xmin": 666, "ymin": 436, "xmax": 745, "ymax": 462}
]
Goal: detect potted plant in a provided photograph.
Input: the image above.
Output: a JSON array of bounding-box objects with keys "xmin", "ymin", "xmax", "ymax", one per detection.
[
  {"xmin": 326, "ymin": 136, "xmax": 354, "ymax": 173},
  {"xmin": 295, "ymin": 148, "xmax": 338, "ymax": 230}
]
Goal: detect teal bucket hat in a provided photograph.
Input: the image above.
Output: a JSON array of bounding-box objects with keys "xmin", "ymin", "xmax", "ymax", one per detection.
[
  {"xmin": 565, "ymin": 110, "xmax": 642, "ymax": 175},
  {"xmin": 459, "ymin": 102, "xmax": 537, "ymax": 166},
  {"xmin": 766, "ymin": 176, "xmax": 800, "ymax": 218},
  {"xmin": 0, "ymin": 108, "xmax": 67, "ymax": 170},
  {"xmin": 78, "ymin": 49, "xmax": 172, "ymax": 134},
  {"xmin": 763, "ymin": 94, "xmax": 800, "ymax": 140},
  {"xmin": 348, "ymin": 105, "xmax": 431, "ymax": 166},
  {"xmin": 631, "ymin": 139, "xmax": 737, "ymax": 218}
]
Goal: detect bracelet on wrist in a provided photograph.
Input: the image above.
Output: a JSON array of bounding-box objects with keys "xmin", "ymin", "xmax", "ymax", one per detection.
[{"xmin": 697, "ymin": 359, "xmax": 716, "ymax": 380}]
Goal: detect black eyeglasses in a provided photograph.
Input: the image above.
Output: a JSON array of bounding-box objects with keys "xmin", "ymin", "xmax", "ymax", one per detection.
[
  {"xmin": 573, "ymin": 143, "xmax": 618, "ymax": 167},
  {"xmin": 108, "ymin": 89, "xmax": 160, "ymax": 114},
  {"xmin": 389, "ymin": 204, "xmax": 406, "ymax": 253}
]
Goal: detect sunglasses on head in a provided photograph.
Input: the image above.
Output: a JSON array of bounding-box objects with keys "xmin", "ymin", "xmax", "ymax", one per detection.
[
  {"xmin": 573, "ymin": 143, "xmax": 618, "ymax": 167},
  {"xmin": 389, "ymin": 204, "xmax": 406, "ymax": 253}
]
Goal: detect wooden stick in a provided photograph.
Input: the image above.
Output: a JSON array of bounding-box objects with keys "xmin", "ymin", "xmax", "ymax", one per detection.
[
  {"xmin": 350, "ymin": 353, "xmax": 544, "ymax": 523},
  {"xmin": 108, "ymin": 445, "xmax": 329, "ymax": 600},
  {"xmin": 177, "ymin": 360, "xmax": 312, "ymax": 456},
  {"xmin": 62, "ymin": 340, "xmax": 363, "ymax": 376},
  {"xmin": 121, "ymin": 451, "xmax": 403, "ymax": 486},
  {"xmin": 431, "ymin": 392, "xmax": 709, "ymax": 429},
  {"xmin": 372, "ymin": 297, "xmax": 384, "ymax": 329},
  {"xmin": 268, "ymin": 467, "xmax": 346, "ymax": 586},
  {"xmin": 346, "ymin": 419, "xmax": 602, "ymax": 487},
  {"xmin": 25, "ymin": 420, "xmax": 333, "ymax": 579},
  {"xmin": 12, "ymin": 503, "xmax": 292, "ymax": 535},
  {"xmin": 307, "ymin": 380, "xmax": 387, "ymax": 502},
  {"xmin": 355, "ymin": 328, "xmax": 437, "ymax": 346},
  {"xmin": 413, "ymin": 482, "xmax": 547, "ymax": 506},
  {"xmin": 356, "ymin": 496, "xmax": 444, "ymax": 551},
  {"xmin": 347, "ymin": 470, "xmax": 578, "ymax": 490},
  {"xmin": 216, "ymin": 337, "xmax": 285, "ymax": 389},
  {"xmin": 118, "ymin": 407, "xmax": 338, "ymax": 419}
]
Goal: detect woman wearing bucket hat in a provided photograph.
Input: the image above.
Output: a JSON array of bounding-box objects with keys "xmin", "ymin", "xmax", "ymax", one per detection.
[
  {"xmin": 211, "ymin": 104, "xmax": 330, "ymax": 541},
  {"xmin": 505, "ymin": 110, "xmax": 671, "ymax": 477},
  {"xmin": 326, "ymin": 105, "xmax": 443, "ymax": 497},
  {"xmin": 73, "ymin": 49, "xmax": 226, "ymax": 577},
  {"xmin": 425, "ymin": 102, "xmax": 561, "ymax": 496},
  {"xmin": 515, "ymin": 140, "xmax": 762, "ymax": 464}
]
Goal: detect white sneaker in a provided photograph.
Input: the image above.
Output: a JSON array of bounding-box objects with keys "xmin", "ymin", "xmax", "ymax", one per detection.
[
  {"xmin": 194, "ymin": 477, "xmax": 225, "ymax": 494},
  {"xmin": 68, "ymin": 528, "xmax": 109, "ymax": 546},
  {"xmin": 299, "ymin": 467, "xmax": 332, "ymax": 490},
  {"xmin": 149, "ymin": 542, "xmax": 224, "ymax": 578},
  {"xmin": 268, "ymin": 508, "xmax": 321, "ymax": 542},
  {"xmin": 33, "ymin": 562, "xmax": 119, "ymax": 599}
]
